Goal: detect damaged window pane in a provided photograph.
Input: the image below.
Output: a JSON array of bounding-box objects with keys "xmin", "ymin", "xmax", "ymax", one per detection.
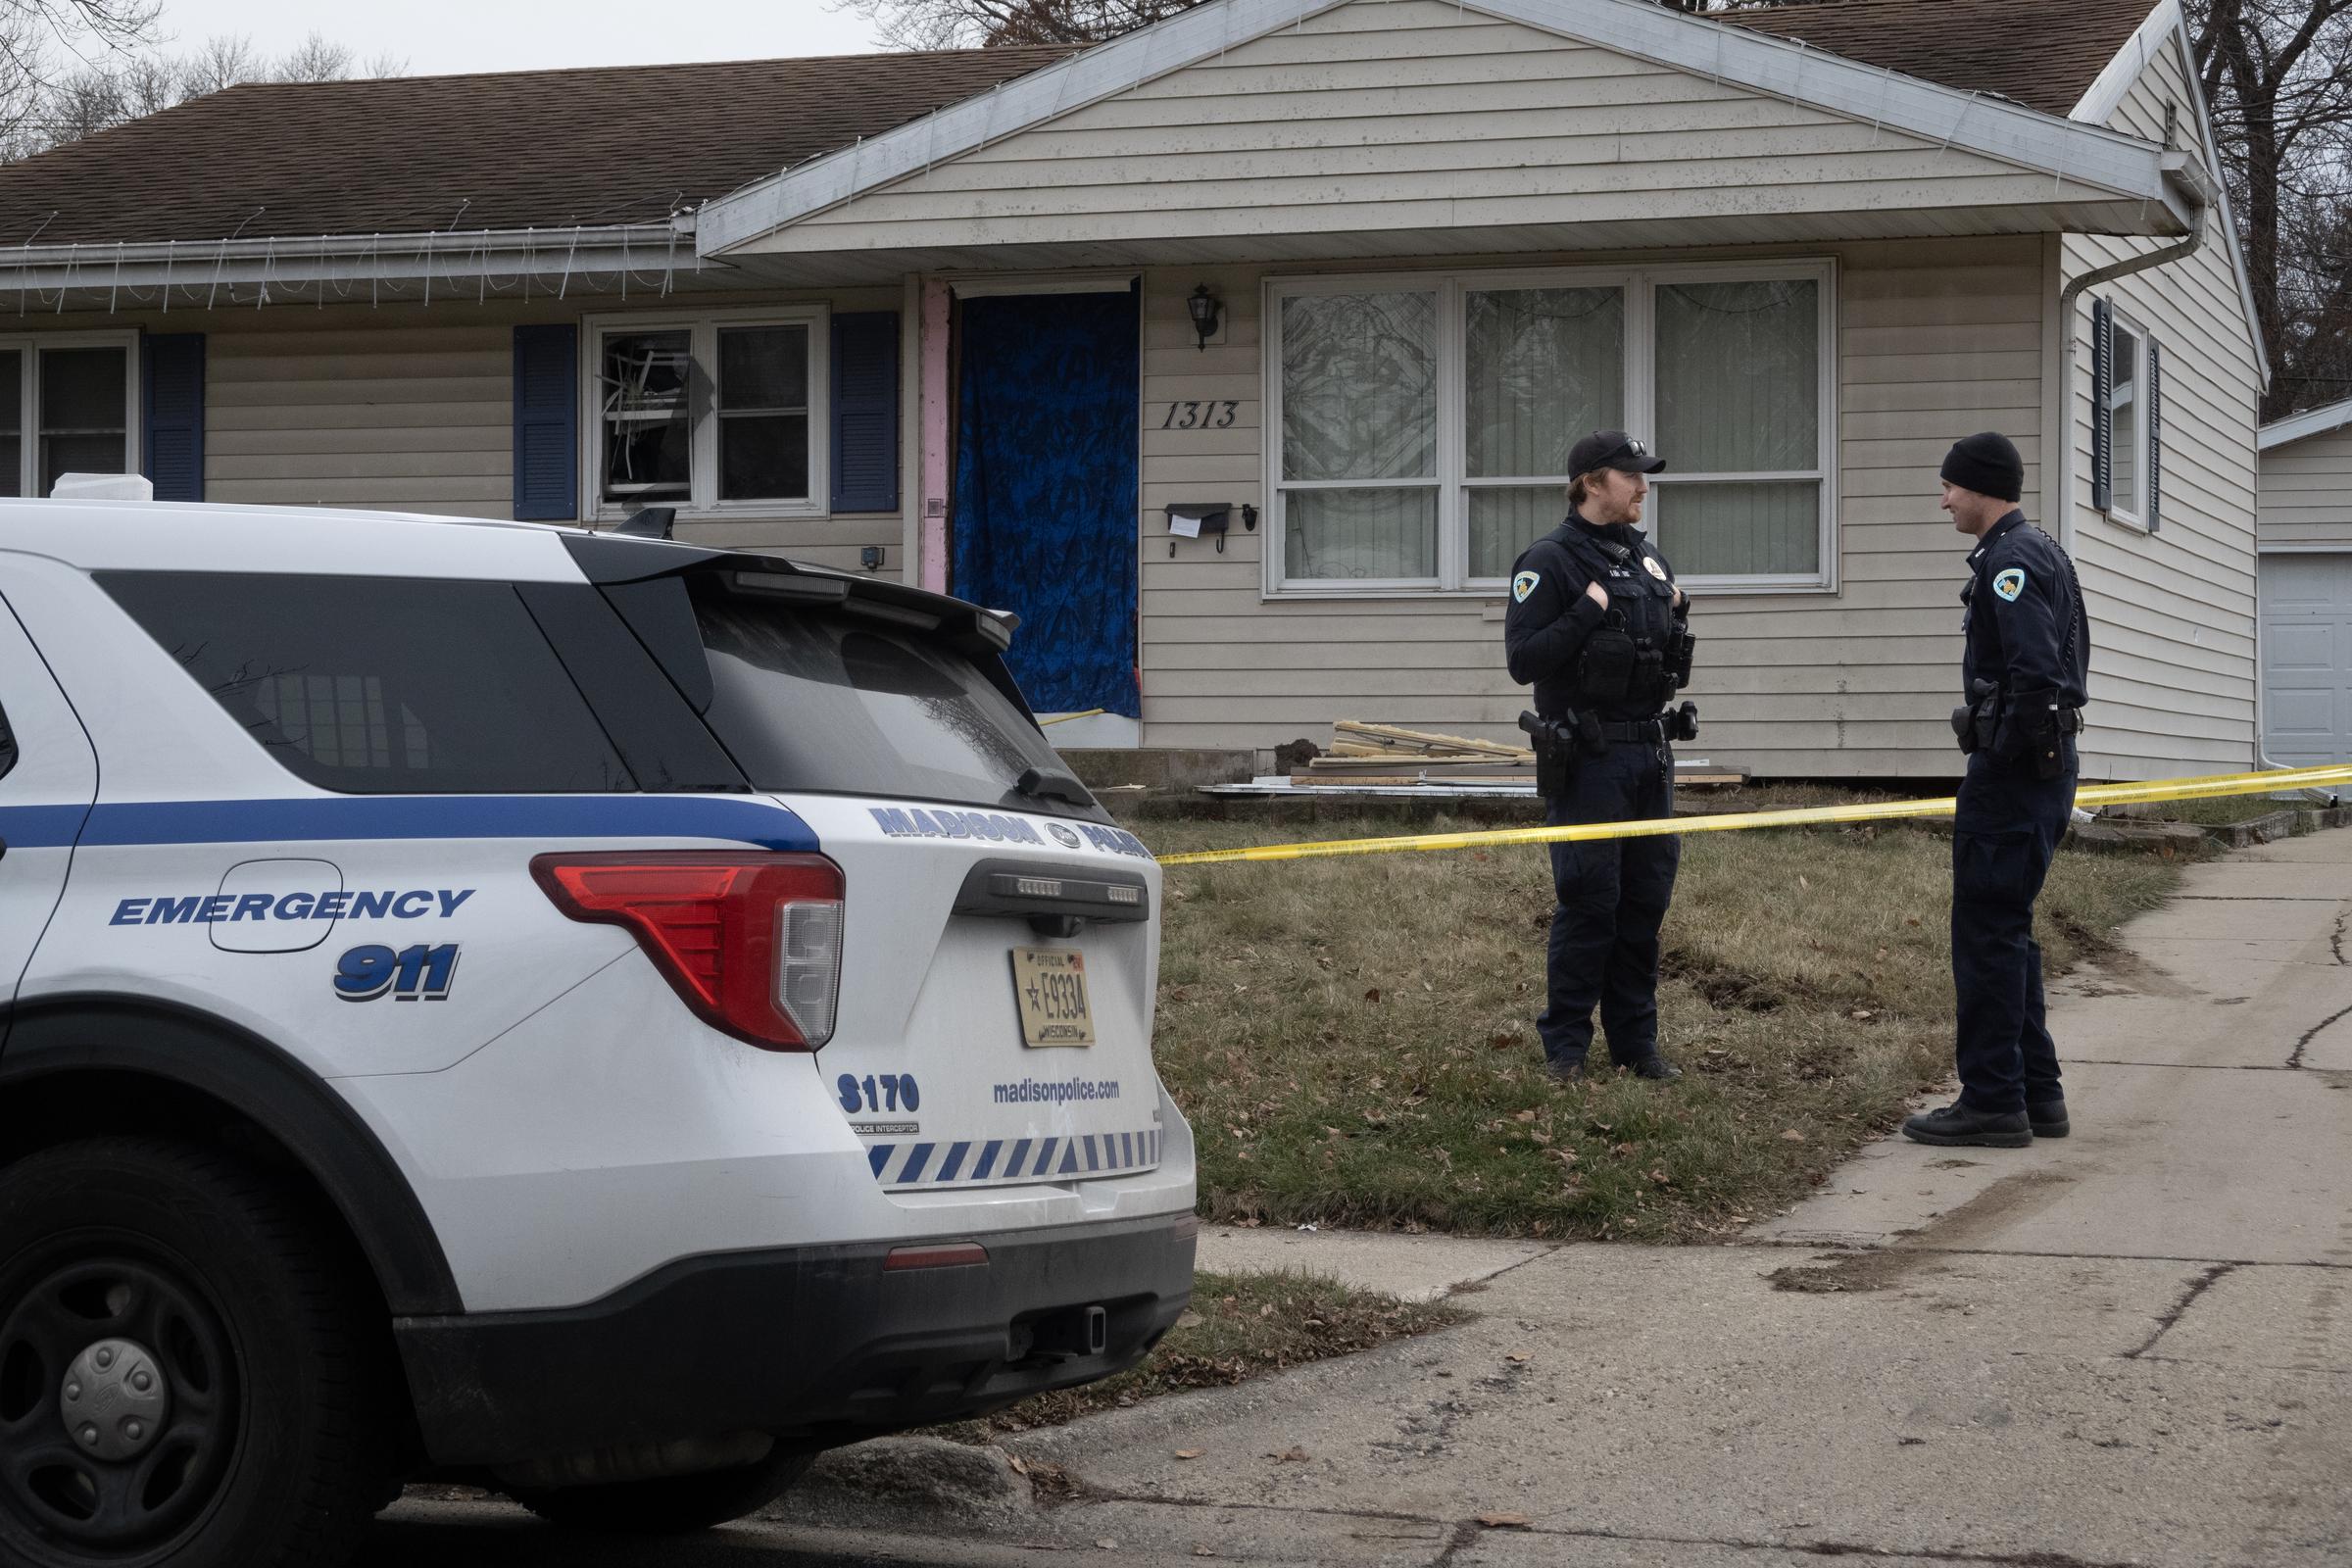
[{"xmin": 599, "ymin": 329, "xmax": 691, "ymax": 504}]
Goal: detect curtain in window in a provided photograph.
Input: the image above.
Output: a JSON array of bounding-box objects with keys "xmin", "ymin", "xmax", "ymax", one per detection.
[
  {"xmin": 1465, "ymin": 287, "xmax": 1622, "ymax": 577},
  {"xmin": 1653, "ymin": 280, "xmax": 1819, "ymax": 575},
  {"xmin": 2109, "ymin": 329, "xmax": 2139, "ymax": 516},
  {"xmin": 1280, "ymin": 292, "xmax": 1436, "ymax": 579}
]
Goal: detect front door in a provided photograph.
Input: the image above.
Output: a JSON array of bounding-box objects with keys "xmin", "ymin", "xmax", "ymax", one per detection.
[{"xmin": 951, "ymin": 285, "xmax": 1141, "ymax": 726}]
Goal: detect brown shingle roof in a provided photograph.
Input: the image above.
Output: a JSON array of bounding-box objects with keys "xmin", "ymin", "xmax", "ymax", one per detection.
[
  {"xmin": 0, "ymin": 0, "xmax": 2163, "ymax": 248},
  {"xmin": 0, "ymin": 46, "xmax": 1077, "ymax": 245},
  {"xmin": 1717, "ymin": 0, "xmax": 2159, "ymax": 120}
]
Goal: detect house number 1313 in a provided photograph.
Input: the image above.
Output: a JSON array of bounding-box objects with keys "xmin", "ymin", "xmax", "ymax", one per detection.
[{"xmin": 1160, "ymin": 400, "xmax": 1239, "ymax": 429}]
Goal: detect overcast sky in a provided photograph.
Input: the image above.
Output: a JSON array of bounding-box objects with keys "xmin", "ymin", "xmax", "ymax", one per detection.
[{"xmin": 152, "ymin": 0, "xmax": 887, "ymax": 75}]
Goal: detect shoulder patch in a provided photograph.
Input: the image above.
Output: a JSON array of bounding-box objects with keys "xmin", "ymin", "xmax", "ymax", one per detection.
[
  {"xmin": 1512, "ymin": 570, "xmax": 1542, "ymax": 604},
  {"xmin": 1992, "ymin": 567, "xmax": 2027, "ymax": 603}
]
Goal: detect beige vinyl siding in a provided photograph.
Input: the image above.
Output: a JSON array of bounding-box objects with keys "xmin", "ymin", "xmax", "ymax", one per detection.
[
  {"xmin": 1136, "ymin": 237, "xmax": 2042, "ymax": 776},
  {"xmin": 20, "ymin": 292, "xmax": 910, "ymax": 577},
  {"xmin": 759, "ymin": 0, "xmax": 2133, "ymax": 259},
  {"xmin": 2260, "ymin": 426, "xmax": 2352, "ymax": 549},
  {"xmin": 2059, "ymin": 37, "xmax": 2264, "ymax": 778}
]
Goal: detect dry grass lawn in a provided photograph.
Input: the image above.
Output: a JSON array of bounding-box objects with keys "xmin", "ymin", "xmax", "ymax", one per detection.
[{"xmin": 1142, "ymin": 809, "xmax": 2188, "ymax": 1241}]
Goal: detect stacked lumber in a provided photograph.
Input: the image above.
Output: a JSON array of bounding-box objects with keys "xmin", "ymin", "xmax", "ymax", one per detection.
[
  {"xmin": 1294, "ymin": 719, "xmax": 1751, "ymax": 791},
  {"xmin": 1300, "ymin": 721, "xmax": 1536, "ymax": 784}
]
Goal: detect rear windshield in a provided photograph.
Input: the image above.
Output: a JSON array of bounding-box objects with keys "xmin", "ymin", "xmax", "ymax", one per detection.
[
  {"xmin": 100, "ymin": 571, "xmax": 634, "ymax": 795},
  {"xmin": 690, "ymin": 591, "xmax": 1084, "ymax": 817}
]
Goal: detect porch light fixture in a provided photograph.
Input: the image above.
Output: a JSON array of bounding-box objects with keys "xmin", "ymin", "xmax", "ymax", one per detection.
[{"xmin": 1187, "ymin": 284, "xmax": 1221, "ymax": 350}]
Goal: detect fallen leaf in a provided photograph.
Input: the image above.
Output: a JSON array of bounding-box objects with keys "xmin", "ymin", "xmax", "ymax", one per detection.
[
  {"xmin": 1174, "ymin": 1448, "xmax": 1204, "ymax": 1460},
  {"xmin": 1007, "ymin": 1455, "xmax": 1030, "ymax": 1475},
  {"xmin": 1195, "ymin": 1549, "xmax": 1220, "ymax": 1559},
  {"xmin": 1269, "ymin": 1446, "xmax": 1310, "ymax": 1462},
  {"xmin": 1512, "ymin": 1108, "xmax": 1539, "ymax": 1123},
  {"xmin": 1506, "ymin": 1352, "xmax": 1531, "ymax": 1363},
  {"xmin": 1905, "ymin": 914, "xmax": 1922, "ymax": 926},
  {"xmin": 1478, "ymin": 1513, "xmax": 1533, "ymax": 1529},
  {"xmin": 1797, "ymin": 874, "xmax": 1811, "ymax": 889},
  {"xmin": 1781, "ymin": 1129, "xmax": 1807, "ymax": 1143},
  {"xmin": 1096, "ymin": 1541, "xmax": 1119, "ymax": 1550},
  {"xmin": 1363, "ymin": 987, "xmax": 1383, "ymax": 1004}
]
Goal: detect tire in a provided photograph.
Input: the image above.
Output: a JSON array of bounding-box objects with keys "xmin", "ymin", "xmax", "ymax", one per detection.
[
  {"xmin": 0, "ymin": 1138, "xmax": 385, "ymax": 1568},
  {"xmin": 510, "ymin": 1446, "xmax": 812, "ymax": 1536}
]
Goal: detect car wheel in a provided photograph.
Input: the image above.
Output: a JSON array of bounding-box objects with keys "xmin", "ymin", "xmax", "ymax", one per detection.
[
  {"xmin": 510, "ymin": 1446, "xmax": 812, "ymax": 1535},
  {"xmin": 0, "ymin": 1138, "xmax": 384, "ymax": 1568}
]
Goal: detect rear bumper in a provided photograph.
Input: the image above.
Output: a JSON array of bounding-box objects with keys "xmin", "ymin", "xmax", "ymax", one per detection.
[{"xmin": 393, "ymin": 1210, "xmax": 1197, "ymax": 1467}]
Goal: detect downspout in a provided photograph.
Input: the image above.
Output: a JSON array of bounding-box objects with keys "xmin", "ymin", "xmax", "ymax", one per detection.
[{"xmin": 2050, "ymin": 159, "xmax": 2314, "ymax": 790}]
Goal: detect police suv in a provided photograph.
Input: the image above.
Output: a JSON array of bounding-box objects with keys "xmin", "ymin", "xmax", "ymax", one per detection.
[{"xmin": 0, "ymin": 496, "xmax": 1197, "ymax": 1567}]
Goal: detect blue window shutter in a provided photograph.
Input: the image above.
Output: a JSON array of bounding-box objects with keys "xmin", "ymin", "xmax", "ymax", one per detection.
[
  {"xmin": 513, "ymin": 323, "xmax": 577, "ymax": 521},
  {"xmin": 2090, "ymin": 298, "xmax": 2113, "ymax": 514},
  {"xmin": 830, "ymin": 311, "xmax": 899, "ymax": 514},
  {"xmin": 142, "ymin": 332, "xmax": 204, "ymax": 502},
  {"xmin": 2146, "ymin": 338, "xmax": 2162, "ymax": 533}
]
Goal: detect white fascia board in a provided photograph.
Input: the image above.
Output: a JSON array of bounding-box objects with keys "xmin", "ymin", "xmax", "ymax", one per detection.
[
  {"xmin": 2071, "ymin": 0, "xmax": 2176, "ymax": 125},
  {"xmin": 2259, "ymin": 396, "xmax": 2352, "ymax": 451},
  {"xmin": 2074, "ymin": 4, "xmax": 2269, "ymax": 387},
  {"xmin": 697, "ymin": 0, "xmax": 2193, "ymax": 259},
  {"xmin": 0, "ymin": 220, "xmax": 702, "ymax": 292}
]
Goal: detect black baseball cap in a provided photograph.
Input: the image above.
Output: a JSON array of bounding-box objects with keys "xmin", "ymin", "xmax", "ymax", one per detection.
[{"xmin": 1569, "ymin": 429, "xmax": 1666, "ymax": 477}]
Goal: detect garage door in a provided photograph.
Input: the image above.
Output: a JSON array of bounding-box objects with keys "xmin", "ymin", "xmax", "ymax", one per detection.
[{"xmin": 2262, "ymin": 553, "xmax": 2352, "ymax": 764}]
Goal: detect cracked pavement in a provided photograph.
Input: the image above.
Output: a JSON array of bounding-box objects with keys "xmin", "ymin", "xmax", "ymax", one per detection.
[{"xmin": 378, "ymin": 831, "xmax": 2352, "ymax": 1567}]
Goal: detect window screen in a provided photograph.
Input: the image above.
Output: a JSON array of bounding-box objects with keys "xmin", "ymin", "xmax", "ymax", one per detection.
[{"xmin": 99, "ymin": 573, "xmax": 633, "ymax": 794}]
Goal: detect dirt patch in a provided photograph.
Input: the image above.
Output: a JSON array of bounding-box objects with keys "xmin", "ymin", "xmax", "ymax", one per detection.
[
  {"xmin": 1767, "ymin": 1170, "xmax": 2076, "ymax": 1294},
  {"xmin": 2052, "ymin": 920, "xmax": 2201, "ymax": 1000}
]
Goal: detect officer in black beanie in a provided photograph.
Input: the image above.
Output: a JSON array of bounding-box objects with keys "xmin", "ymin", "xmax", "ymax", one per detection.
[{"xmin": 1904, "ymin": 431, "xmax": 2090, "ymax": 1148}]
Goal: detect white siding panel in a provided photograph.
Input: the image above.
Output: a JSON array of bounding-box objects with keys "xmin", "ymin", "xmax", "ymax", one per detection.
[
  {"xmin": 1133, "ymin": 237, "xmax": 2044, "ymax": 778},
  {"xmin": 764, "ymin": 0, "xmax": 2131, "ymax": 258},
  {"xmin": 2259, "ymin": 426, "xmax": 2352, "ymax": 550},
  {"xmin": 2059, "ymin": 37, "xmax": 2265, "ymax": 778},
  {"xmin": 182, "ymin": 294, "xmax": 912, "ymax": 564}
]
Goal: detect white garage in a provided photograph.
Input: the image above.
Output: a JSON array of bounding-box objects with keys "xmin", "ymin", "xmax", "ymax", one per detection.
[
  {"xmin": 2262, "ymin": 554, "xmax": 2352, "ymax": 764},
  {"xmin": 2258, "ymin": 399, "xmax": 2352, "ymax": 765}
]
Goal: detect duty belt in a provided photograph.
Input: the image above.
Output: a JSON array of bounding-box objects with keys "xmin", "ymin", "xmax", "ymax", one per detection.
[{"xmin": 1597, "ymin": 718, "xmax": 1665, "ymax": 744}]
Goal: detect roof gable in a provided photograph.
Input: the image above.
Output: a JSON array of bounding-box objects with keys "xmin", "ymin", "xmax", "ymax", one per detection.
[{"xmin": 700, "ymin": 0, "xmax": 2197, "ymax": 261}]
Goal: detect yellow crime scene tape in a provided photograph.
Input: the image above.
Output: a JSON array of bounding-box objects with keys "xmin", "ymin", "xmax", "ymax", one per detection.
[{"xmin": 1154, "ymin": 762, "xmax": 2352, "ymax": 868}]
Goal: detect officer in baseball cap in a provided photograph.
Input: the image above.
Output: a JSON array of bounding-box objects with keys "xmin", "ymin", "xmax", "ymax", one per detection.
[{"xmin": 1503, "ymin": 431, "xmax": 1698, "ymax": 1083}]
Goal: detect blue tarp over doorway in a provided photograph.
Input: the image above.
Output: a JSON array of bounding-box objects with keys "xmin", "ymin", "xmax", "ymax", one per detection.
[{"xmin": 951, "ymin": 285, "xmax": 1141, "ymax": 718}]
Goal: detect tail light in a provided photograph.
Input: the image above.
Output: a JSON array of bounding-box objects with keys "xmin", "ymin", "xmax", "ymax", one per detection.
[{"xmin": 530, "ymin": 852, "xmax": 844, "ymax": 1051}]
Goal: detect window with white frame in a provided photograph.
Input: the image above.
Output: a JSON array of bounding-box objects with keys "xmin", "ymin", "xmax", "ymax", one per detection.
[
  {"xmin": 586, "ymin": 309, "xmax": 827, "ymax": 516},
  {"xmin": 0, "ymin": 334, "xmax": 138, "ymax": 498},
  {"xmin": 1267, "ymin": 264, "xmax": 1833, "ymax": 594},
  {"xmin": 2104, "ymin": 314, "xmax": 2147, "ymax": 522}
]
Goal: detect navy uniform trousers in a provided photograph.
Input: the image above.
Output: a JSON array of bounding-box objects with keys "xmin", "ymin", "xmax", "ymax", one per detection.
[
  {"xmin": 1540, "ymin": 741, "xmax": 1679, "ymax": 1069},
  {"xmin": 1951, "ymin": 750, "xmax": 2076, "ymax": 1113}
]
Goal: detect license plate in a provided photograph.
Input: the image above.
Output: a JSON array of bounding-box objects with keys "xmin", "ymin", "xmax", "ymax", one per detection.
[{"xmin": 1009, "ymin": 948, "xmax": 1096, "ymax": 1048}]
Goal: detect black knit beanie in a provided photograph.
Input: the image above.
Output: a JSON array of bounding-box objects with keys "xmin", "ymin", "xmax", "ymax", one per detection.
[{"xmin": 1940, "ymin": 431, "xmax": 2024, "ymax": 504}]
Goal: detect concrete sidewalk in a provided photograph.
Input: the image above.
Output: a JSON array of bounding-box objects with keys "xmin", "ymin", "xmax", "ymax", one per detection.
[{"xmin": 993, "ymin": 830, "xmax": 2352, "ymax": 1565}]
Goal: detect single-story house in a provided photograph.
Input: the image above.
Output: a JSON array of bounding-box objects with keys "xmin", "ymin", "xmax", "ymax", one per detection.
[
  {"xmin": 0, "ymin": 0, "xmax": 2268, "ymax": 777},
  {"xmin": 2257, "ymin": 397, "xmax": 2352, "ymax": 764}
]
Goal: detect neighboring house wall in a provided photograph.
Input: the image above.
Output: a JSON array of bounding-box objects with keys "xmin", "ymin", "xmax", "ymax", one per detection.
[
  {"xmin": 755, "ymin": 0, "xmax": 2134, "ymax": 261},
  {"xmin": 2060, "ymin": 35, "xmax": 2265, "ymax": 777},
  {"xmin": 2260, "ymin": 426, "xmax": 2352, "ymax": 549},
  {"xmin": 22, "ymin": 289, "xmax": 913, "ymax": 579},
  {"xmin": 1135, "ymin": 235, "xmax": 2045, "ymax": 774}
]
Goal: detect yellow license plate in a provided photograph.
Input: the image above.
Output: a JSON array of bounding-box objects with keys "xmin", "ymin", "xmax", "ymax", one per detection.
[{"xmin": 1009, "ymin": 948, "xmax": 1096, "ymax": 1048}]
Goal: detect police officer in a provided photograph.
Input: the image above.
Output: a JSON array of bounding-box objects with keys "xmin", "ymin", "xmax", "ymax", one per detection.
[
  {"xmin": 1504, "ymin": 430, "xmax": 1698, "ymax": 1084},
  {"xmin": 1903, "ymin": 431, "xmax": 2090, "ymax": 1149}
]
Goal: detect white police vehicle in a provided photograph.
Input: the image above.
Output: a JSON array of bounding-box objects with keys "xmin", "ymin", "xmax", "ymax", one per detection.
[{"xmin": 0, "ymin": 496, "xmax": 1197, "ymax": 1567}]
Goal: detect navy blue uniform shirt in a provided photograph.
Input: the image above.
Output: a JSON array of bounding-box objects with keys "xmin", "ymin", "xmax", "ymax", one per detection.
[
  {"xmin": 1504, "ymin": 512, "xmax": 1681, "ymax": 722},
  {"xmin": 1962, "ymin": 511, "xmax": 2090, "ymax": 756}
]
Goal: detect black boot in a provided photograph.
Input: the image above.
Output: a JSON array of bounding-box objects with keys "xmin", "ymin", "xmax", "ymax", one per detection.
[
  {"xmin": 1625, "ymin": 1054, "xmax": 1683, "ymax": 1081},
  {"xmin": 2028, "ymin": 1099, "xmax": 2070, "ymax": 1138},
  {"xmin": 1901, "ymin": 1101, "xmax": 2031, "ymax": 1149},
  {"xmin": 1546, "ymin": 1057, "xmax": 1587, "ymax": 1084}
]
